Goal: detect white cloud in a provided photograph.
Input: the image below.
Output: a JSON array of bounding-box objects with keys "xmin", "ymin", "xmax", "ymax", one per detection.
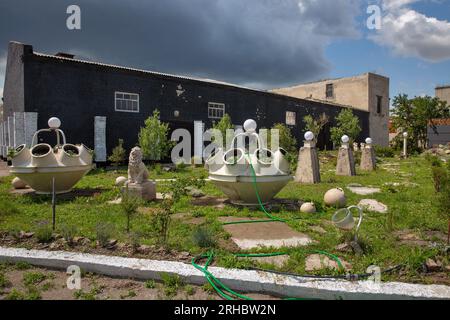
[{"xmin": 370, "ymin": 0, "xmax": 450, "ymax": 62}]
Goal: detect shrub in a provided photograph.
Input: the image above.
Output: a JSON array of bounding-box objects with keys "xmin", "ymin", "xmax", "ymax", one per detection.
[
  {"xmin": 108, "ymin": 139, "xmax": 126, "ymax": 167},
  {"xmin": 128, "ymin": 231, "xmax": 142, "ymax": 252},
  {"xmin": 60, "ymin": 223, "xmax": 78, "ymax": 245},
  {"xmin": 211, "ymin": 113, "xmax": 234, "ymax": 148},
  {"xmin": 374, "ymin": 146, "xmax": 395, "ymax": 158},
  {"xmin": 35, "ymin": 221, "xmax": 53, "ymax": 243},
  {"xmin": 192, "ymin": 227, "xmax": 217, "ymax": 248},
  {"xmin": 138, "ymin": 110, "xmax": 173, "ymax": 161},
  {"xmin": 23, "ymin": 272, "xmax": 47, "ymax": 286},
  {"xmin": 95, "ymin": 222, "xmax": 115, "ymax": 247},
  {"xmin": 330, "ymin": 109, "xmax": 361, "ymax": 147}
]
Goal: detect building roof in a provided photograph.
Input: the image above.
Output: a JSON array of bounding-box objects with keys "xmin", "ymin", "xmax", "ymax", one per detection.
[
  {"xmin": 430, "ymin": 118, "xmax": 450, "ymax": 126},
  {"xmin": 25, "ymin": 44, "xmax": 369, "ymax": 113},
  {"xmin": 33, "ymin": 52, "xmax": 265, "ymax": 94},
  {"xmin": 436, "ymin": 85, "xmax": 450, "ymax": 90}
]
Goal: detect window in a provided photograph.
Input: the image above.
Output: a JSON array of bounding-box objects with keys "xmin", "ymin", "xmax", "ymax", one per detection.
[
  {"xmin": 286, "ymin": 111, "xmax": 296, "ymax": 126},
  {"xmin": 208, "ymin": 102, "xmax": 225, "ymax": 119},
  {"xmin": 115, "ymin": 92, "xmax": 139, "ymax": 112},
  {"xmin": 326, "ymin": 83, "xmax": 334, "ymax": 99},
  {"xmin": 376, "ymin": 95, "xmax": 382, "ymax": 114}
]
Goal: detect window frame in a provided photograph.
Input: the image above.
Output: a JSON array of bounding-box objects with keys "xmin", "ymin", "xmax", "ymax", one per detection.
[
  {"xmin": 285, "ymin": 111, "xmax": 297, "ymax": 126},
  {"xmin": 114, "ymin": 91, "xmax": 140, "ymax": 113},
  {"xmin": 208, "ymin": 102, "xmax": 225, "ymax": 119},
  {"xmin": 326, "ymin": 83, "xmax": 334, "ymax": 99}
]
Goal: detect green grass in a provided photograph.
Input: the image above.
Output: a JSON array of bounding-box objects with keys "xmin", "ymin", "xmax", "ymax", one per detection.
[{"xmin": 0, "ymin": 156, "xmax": 448, "ymax": 284}]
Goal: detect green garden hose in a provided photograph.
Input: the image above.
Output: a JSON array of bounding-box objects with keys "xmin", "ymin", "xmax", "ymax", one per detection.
[{"xmin": 191, "ymin": 155, "xmax": 346, "ymax": 300}]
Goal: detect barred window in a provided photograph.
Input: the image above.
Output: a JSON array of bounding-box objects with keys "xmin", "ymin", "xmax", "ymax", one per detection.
[
  {"xmin": 115, "ymin": 92, "xmax": 139, "ymax": 113},
  {"xmin": 208, "ymin": 102, "xmax": 225, "ymax": 119},
  {"xmin": 286, "ymin": 111, "xmax": 296, "ymax": 126}
]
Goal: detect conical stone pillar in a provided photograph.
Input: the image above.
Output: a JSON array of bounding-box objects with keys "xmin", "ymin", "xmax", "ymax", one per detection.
[{"xmin": 295, "ymin": 139, "xmax": 321, "ymax": 184}]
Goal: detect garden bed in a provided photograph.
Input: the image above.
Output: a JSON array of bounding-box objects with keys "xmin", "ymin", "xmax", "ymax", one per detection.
[{"xmin": 0, "ymin": 155, "xmax": 449, "ymax": 292}]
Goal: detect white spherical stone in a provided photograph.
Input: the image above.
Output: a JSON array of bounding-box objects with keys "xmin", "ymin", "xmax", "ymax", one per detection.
[
  {"xmin": 365, "ymin": 138, "xmax": 373, "ymax": 145},
  {"xmin": 324, "ymin": 188, "xmax": 347, "ymax": 208},
  {"xmin": 115, "ymin": 176, "xmax": 128, "ymax": 187},
  {"xmin": 12, "ymin": 177, "xmax": 27, "ymax": 189},
  {"xmin": 48, "ymin": 117, "xmax": 61, "ymax": 129},
  {"xmin": 300, "ymin": 202, "xmax": 316, "ymax": 214},
  {"xmin": 403, "ymin": 132, "xmax": 408, "ymax": 138},
  {"xmin": 304, "ymin": 131, "xmax": 315, "ymax": 141},
  {"xmin": 243, "ymin": 119, "xmax": 257, "ymax": 132},
  {"xmin": 341, "ymin": 135, "xmax": 350, "ymax": 144}
]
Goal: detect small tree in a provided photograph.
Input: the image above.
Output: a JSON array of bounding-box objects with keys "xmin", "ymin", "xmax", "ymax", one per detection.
[
  {"xmin": 138, "ymin": 110, "xmax": 172, "ymax": 161},
  {"xmin": 391, "ymin": 94, "xmax": 449, "ymax": 151},
  {"xmin": 330, "ymin": 109, "xmax": 361, "ymax": 147},
  {"xmin": 108, "ymin": 139, "xmax": 126, "ymax": 167},
  {"xmin": 121, "ymin": 188, "xmax": 141, "ymax": 233},
  {"xmin": 212, "ymin": 114, "xmax": 234, "ymax": 148},
  {"xmin": 303, "ymin": 113, "xmax": 329, "ymax": 141}
]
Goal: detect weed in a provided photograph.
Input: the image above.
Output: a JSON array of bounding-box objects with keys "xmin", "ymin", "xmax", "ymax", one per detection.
[
  {"xmin": 60, "ymin": 223, "xmax": 78, "ymax": 245},
  {"xmin": 23, "ymin": 271, "xmax": 47, "ymax": 286},
  {"xmin": 185, "ymin": 285, "xmax": 195, "ymax": 296},
  {"xmin": 145, "ymin": 279, "xmax": 156, "ymax": 289},
  {"xmin": 0, "ymin": 272, "xmax": 10, "ymax": 288},
  {"xmin": 160, "ymin": 273, "xmax": 183, "ymax": 298},
  {"xmin": 5, "ymin": 289, "xmax": 25, "ymax": 300},
  {"xmin": 95, "ymin": 222, "xmax": 115, "ymax": 247},
  {"xmin": 15, "ymin": 262, "xmax": 31, "ymax": 270}
]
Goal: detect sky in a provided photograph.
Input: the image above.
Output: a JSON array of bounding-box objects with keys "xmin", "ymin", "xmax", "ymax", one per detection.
[{"xmin": 0, "ymin": 0, "xmax": 449, "ymax": 102}]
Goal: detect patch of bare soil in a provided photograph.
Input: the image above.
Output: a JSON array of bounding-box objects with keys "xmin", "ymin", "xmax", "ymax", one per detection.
[
  {"xmin": 191, "ymin": 196, "xmax": 227, "ymax": 208},
  {"xmin": 0, "ymin": 264, "xmax": 279, "ymax": 300}
]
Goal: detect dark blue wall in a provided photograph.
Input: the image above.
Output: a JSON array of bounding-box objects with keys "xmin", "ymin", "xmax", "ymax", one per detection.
[{"xmin": 21, "ymin": 52, "xmax": 369, "ymax": 157}]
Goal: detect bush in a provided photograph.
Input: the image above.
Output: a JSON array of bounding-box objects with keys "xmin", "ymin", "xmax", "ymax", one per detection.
[
  {"xmin": 138, "ymin": 110, "xmax": 173, "ymax": 161},
  {"xmin": 330, "ymin": 109, "xmax": 362, "ymax": 147},
  {"xmin": 108, "ymin": 139, "xmax": 126, "ymax": 167},
  {"xmin": 0, "ymin": 198, "xmax": 20, "ymax": 216},
  {"xmin": 60, "ymin": 223, "xmax": 78, "ymax": 245},
  {"xmin": 95, "ymin": 222, "xmax": 115, "ymax": 247},
  {"xmin": 374, "ymin": 146, "xmax": 395, "ymax": 158},
  {"xmin": 192, "ymin": 227, "xmax": 217, "ymax": 248},
  {"xmin": 35, "ymin": 221, "xmax": 53, "ymax": 243}
]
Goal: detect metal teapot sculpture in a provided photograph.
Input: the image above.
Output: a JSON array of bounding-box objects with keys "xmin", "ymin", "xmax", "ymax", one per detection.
[
  {"xmin": 207, "ymin": 119, "xmax": 292, "ymax": 205},
  {"xmin": 9, "ymin": 117, "xmax": 93, "ymax": 194}
]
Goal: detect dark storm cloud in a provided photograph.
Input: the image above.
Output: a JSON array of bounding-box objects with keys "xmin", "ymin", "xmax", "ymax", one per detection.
[{"xmin": 0, "ymin": 0, "xmax": 361, "ymax": 89}]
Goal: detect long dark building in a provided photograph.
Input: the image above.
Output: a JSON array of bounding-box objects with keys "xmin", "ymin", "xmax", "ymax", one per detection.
[{"xmin": 1, "ymin": 41, "xmax": 370, "ymax": 162}]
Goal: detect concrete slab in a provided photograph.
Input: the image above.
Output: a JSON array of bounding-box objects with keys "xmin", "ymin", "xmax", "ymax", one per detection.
[
  {"xmin": 247, "ymin": 255, "xmax": 290, "ymax": 268},
  {"xmin": 358, "ymin": 199, "xmax": 388, "ymax": 214},
  {"xmin": 347, "ymin": 186, "xmax": 381, "ymax": 195},
  {"xmin": 219, "ymin": 217, "xmax": 313, "ymax": 250},
  {"xmin": 0, "ymin": 247, "xmax": 449, "ymax": 300}
]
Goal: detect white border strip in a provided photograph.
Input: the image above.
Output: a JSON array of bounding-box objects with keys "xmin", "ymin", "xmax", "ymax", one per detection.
[{"xmin": 0, "ymin": 247, "xmax": 449, "ymax": 300}]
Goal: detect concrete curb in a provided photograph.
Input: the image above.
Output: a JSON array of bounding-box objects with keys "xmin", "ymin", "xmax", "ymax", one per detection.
[{"xmin": 1, "ymin": 246, "xmax": 449, "ymax": 300}]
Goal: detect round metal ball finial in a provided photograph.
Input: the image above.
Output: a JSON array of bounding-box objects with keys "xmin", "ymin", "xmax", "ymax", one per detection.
[
  {"xmin": 403, "ymin": 132, "xmax": 408, "ymax": 138},
  {"xmin": 48, "ymin": 117, "xmax": 61, "ymax": 129},
  {"xmin": 304, "ymin": 131, "xmax": 314, "ymax": 141},
  {"xmin": 365, "ymin": 137, "xmax": 373, "ymax": 145},
  {"xmin": 243, "ymin": 119, "xmax": 257, "ymax": 132},
  {"xmin": 341, "ymin": 135, "xmax": 350, "ymax": 144}
]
